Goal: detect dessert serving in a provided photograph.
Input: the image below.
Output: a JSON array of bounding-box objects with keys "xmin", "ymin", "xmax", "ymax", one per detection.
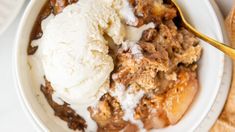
[{"xmin": 27, "ymin": 0, "xmax": 202, "ymax": 131}]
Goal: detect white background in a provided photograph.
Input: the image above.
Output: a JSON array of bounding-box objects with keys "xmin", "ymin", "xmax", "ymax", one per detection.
[{"xmin": 0, "ymin": 0, "xmax": 233, "ymax": 131}]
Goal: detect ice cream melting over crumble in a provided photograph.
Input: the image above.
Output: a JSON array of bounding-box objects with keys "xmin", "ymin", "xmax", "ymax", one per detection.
[
  {"xmin": 29, "ymin": 0, "xmax": 155, "ymax": 131},
  {"xmin": 110, "ymin": 84, "xmax": 146, "ymax": 131}
]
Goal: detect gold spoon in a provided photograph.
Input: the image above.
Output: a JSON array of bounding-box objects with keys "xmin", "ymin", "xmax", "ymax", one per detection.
[{"xmin": 171, "ymin": 0, "xmax": 235, "ymax": 59}]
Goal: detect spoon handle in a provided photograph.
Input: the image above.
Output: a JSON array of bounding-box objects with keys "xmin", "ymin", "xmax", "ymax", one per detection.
[{"xmin": 184, "ymin": 21, "xmax": 235, "ymax": 60}]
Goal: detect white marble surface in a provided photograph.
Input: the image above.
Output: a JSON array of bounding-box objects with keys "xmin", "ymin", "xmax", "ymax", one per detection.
[{"xmin": 0, "ymin": 0, "xmax": 233, "ymax": 131}]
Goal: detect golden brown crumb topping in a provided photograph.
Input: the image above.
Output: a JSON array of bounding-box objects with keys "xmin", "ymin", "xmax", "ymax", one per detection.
[
  {"xmin": 112, "ymin": 20, "xmax": 201, "ymax": 93},
  {"xmin": 88, "ymin": 94, "xmax": 128, "ymax": 132},
  {"xmin": 133, "ymin": 0, "xmax": 177, "ymax": 26},
  {"xmin": 135, "ymin": 68, "xmax": 199, "ymax": 130},
  {"xmin": 50, "ymin": 0, "xmax": 78, "ymax": 14}
]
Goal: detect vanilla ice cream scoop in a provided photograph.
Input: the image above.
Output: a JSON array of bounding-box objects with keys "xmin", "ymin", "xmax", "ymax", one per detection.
[
  {"xmin": 29, "ymin": 0, "xmax": 157, "ymax": 130},
  {"xmin": 32, "ymin": 0, "xmax": 128, "ymax": 105}
]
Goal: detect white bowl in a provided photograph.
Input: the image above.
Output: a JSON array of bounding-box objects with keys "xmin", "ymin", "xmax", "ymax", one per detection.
[{"xmin": 14, "ymin": 0, "xmax": 232, "ymax": 131}]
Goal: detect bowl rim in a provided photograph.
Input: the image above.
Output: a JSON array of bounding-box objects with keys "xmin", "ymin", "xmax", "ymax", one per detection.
[
  {"xmin": 195, "ymin": 0, "xmax": 232, "ymax": 131},
  {"xmin": 13, "ymin": 0, "xmax": 47, "ymax": 131},
  {"xmin": 13, "ymin": 0, "xmax": 232, "ymax": 131}
]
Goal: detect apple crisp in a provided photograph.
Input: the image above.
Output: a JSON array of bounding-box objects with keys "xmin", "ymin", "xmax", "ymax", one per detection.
[{"xmin": 28, "ymin": 0, "xmax": 202, "ymax": 131}]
